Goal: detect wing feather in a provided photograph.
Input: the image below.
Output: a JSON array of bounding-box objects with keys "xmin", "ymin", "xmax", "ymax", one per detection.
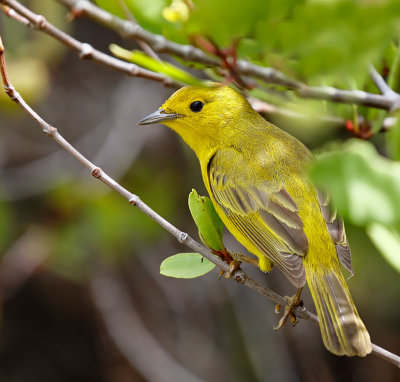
[
  {"xmin": 317, "ymin": 190, "xmax": 353, "ymax": 275},
  {"xmin": 208, "ymin": 151, "xmax": 308, "ymax": 287}
]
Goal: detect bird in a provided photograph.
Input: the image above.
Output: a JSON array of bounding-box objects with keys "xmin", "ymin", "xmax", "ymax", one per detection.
[{"xmin": 138, "ymin": 84, "xmax": 372, "ymax": 357}]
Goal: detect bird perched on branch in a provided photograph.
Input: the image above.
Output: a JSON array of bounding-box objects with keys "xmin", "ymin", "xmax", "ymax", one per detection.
[{"xmin": 139, "ymin": 84, "xmax": 372, "ymax": 357}]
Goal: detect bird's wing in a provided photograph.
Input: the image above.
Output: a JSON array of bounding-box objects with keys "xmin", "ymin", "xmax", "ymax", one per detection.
[
  {"xmin": 317, "ymin": 190, "xmax": 353, "ymax": 275},
  {"xmin": 207, "ymin": 150, "xmax": 308, "ymax": 287}
]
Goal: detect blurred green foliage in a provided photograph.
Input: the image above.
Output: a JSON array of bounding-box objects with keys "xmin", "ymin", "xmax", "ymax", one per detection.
[
  {"xmin": 367, "ymin": 224, "xmax": 400, "ymax": 274},
  {"xmin": 310, "ymin": 139, "xmax": 400, "ymax": 226},
  {"xmin": 98, "ymin": 0, "xmax": 400, "ymax": 86},
  {"xmin": 310, "ymin": 139, "xmax": 400, "ymax": 273}
]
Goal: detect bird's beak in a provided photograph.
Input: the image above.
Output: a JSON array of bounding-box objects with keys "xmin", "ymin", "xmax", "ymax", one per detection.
[{"xmin": 138, "ymin": 108, "xmax": 183, "ymax": 125}]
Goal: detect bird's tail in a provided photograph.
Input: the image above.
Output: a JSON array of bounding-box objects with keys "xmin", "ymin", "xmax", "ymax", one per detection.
[{"xmin": 306, "ymin": 268, "xmax": 372, "ymax": 356}]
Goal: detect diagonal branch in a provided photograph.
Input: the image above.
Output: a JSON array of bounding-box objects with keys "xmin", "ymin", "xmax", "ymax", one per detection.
[
  {"xmin": 1, "ymin": 0, "xmax": 179, "ymax": 87},
  {"xmin": 54, "ymin": 0, "xmax": 396, "ymax": 110},
  {"xmin": 1, "ymin": 34, "xmax": 400, "ymax": 368}
]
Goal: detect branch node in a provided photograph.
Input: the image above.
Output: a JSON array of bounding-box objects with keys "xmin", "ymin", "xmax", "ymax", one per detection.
[
  {"xmin": 45, "ymin": 125, "xmax": 57, "ymax": 137},
  {"xmin": 4, "ymin": 85, "xmax": 18, "ymax": 101},
  {"xmin": 128, "ymin": 63, "xmax": 139, "ymax": 76},
  {"xmin": 235, "ymin": 275, "xmax": 244, "ymax": 283},
  {"xmin": 129, "ymin": 195, "xmax": 140, "ymax": 205},
  {"xmin": 91, "ymin": 167, "xmax": 102, "ymax": 178},
  {"xmin": 73, "ymin": 0, "xmax": 86, "ymax": 14},
  {"xmin": 35, "ymin": 14, "xmax": 46, "ymax": 30},
  {"xmin": 79, "ymin": 43, "xmax": 94, "ymax": 59},
  {"xmin": 152, "ymin": 35, "xmax": 166, "ymax": 52},
  {"xmin": 122, "ymin": 20, "xmax": 140, "ymax": 38},
  {"xmin": 178, "ymin": 232, "xmax": 188, "ymax": 243}
]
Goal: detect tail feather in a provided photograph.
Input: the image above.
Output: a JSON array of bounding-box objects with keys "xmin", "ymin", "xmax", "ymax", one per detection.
[{"xmin": 307, "ymin": 269, "xmax": 372, "ymax": 356}]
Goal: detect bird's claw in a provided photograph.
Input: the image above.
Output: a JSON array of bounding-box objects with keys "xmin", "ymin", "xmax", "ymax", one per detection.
[
  {"xmin": 224, "ymin": 259, "xmax": 242, "ymax": 279},
  {"xmin": 273, "ymin": 288, "xmax": 303, "ymax": 330}
]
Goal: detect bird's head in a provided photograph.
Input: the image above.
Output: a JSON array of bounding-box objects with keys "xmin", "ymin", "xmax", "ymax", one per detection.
[{"xmin": 138, "ymin": 84, "xmax": 258, "ymax": 158}]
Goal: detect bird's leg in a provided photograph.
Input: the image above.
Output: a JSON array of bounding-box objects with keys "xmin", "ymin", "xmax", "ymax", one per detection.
[
  {"xmin": 223, "ymin": 252, "xmax": 259, "ymax": 279},
  {"xmin": 213, "ymin": 250, "xmax": 258, "ymax": 279},
  {"xmin": 230, "ymin": 252, "xmax": 259, "ymax": 267},
  {"xmin": 274, "ymin": 287, "xmax": 304, "ymax": 330}
]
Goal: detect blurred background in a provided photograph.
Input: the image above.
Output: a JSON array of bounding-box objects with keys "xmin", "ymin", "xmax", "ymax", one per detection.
[{"xmin": 1, "ymin": 0, "xmax": 400, "ymax": 381}]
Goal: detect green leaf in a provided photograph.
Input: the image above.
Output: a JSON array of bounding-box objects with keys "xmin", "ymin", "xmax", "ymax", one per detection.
[
  {"xmin": 367, "ymin": 224, "xmax": 400, "ymax": 274},
  {"xmin": 309, "ymin": 139, "xmax": 400, "ymax": 226},
  {"xmin": 160, "ymin": 252, "xmax": 216, "ymax": 278},
  {"xmin": 110, "ymin": 44, "xmax": 204, "ymax": 86},
  {"xmin": 93, "ymin": 0, "xmax": 127, "ymax": 19},
  {"xmin": 188, "ymin": 189, "xmax": 224, "ymax": 251}
]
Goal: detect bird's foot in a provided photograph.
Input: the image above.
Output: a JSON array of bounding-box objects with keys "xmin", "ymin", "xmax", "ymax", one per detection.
[
  {"xmin": 214, "ymin": 251, "xmax": 258, "ymax": 279},
  {"xmin": 274, "ymin": 287, "xmax": 303, "ymax": 330},
  {"xmin": 223, "ymin": 252, "xmax": 259, "ymax": 279}
]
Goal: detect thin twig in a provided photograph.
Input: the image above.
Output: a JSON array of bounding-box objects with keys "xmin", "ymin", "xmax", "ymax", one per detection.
[
  {"xmin": 115, "ymin": 0, "xmax": 161, "ymax": 62},
  {"xmin": 0, "ymin": 3, "xmax": 29, "ymax": 24},
  {"xmin": 248, "ymin": 97, "xmax": 346, "ymax": 128},
  {"xmin": 57, "ymin": 0, "xmax": 219, "ymax": 66},
  {"xmin": 0, "ymin": 32, "xmax": 399, "ymax": 367},
  {"xmin": 1, "ymin": 0, "xmax": 179, "ymax": 87},
  {"xmin": 369, "ymin": 65, "xmax": 400, "ymax": 112},
  {"xmin": 55, "ymin": 0, "xmax": 398, "ymax": 110}
]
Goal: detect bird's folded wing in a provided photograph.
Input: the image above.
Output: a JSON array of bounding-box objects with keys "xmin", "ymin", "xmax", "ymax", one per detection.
[
  {"xmin": 207, "ymin": 150, "xmax": 309, "ymax": 287},
  {"xmin": 317, "ymin": 190, "xmax": 353, "ymax": 275}
]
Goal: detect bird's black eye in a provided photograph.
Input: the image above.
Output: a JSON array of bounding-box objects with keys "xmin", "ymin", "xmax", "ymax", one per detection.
[{"xmin": 190, "ymin": 101, "xmax": 204, "ymax": 113}]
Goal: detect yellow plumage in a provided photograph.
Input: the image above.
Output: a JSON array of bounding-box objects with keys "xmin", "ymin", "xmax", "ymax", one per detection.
[{"xmin": 139, "ymin": 85, "xmax": 372, "ymax": 357}]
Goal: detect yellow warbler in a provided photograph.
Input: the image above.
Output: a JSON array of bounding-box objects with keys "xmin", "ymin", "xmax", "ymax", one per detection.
[{"xmin": 139, "ymin": 85, "xmax": 372, "ymax": 357}]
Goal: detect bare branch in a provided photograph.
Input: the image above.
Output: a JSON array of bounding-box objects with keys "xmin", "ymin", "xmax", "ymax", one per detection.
[
  {"xmin": 0, "ymin": 3, "xmax": 29, "ymax": 24},
  {"xmin": 1, "ymin": 0, "xmax": 179, "ymax": 87},
  {"xmin": 0, "ymin": 28, "xmax": 399, "ymax": 367},
  {"xmin": 295, "ymin": 85, "xmax": 393, "ymax": 110},
  {"xmin": 57, "ymin": 0, "xmax": 219, "ymax": 66},
  {"xmin": 369, "ymin": 65, "xmax": 400, "ymax": 112},
  {"xmin": 55, "ymin": 0, "xmax": 396, "ymax": 110},
  {"xmin": 248, "ymin": 97, "xmax": 347, "ymax": 128}
]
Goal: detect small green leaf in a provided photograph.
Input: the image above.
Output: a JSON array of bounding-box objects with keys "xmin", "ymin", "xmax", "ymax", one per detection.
[
  {"xmin": 109, "ymin": 44, "xmax": 204, "ymax": 86},
  {"xmin": 188, "ymin": 189, "xmax": 225, "ymax": 251},
  {"xmin": 367, "ymin": 224, "xmax": 400, "ymax": 274},
  {"xmin": 160, "ymin": 253, "xmax": 216, "ymax": 278}
]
